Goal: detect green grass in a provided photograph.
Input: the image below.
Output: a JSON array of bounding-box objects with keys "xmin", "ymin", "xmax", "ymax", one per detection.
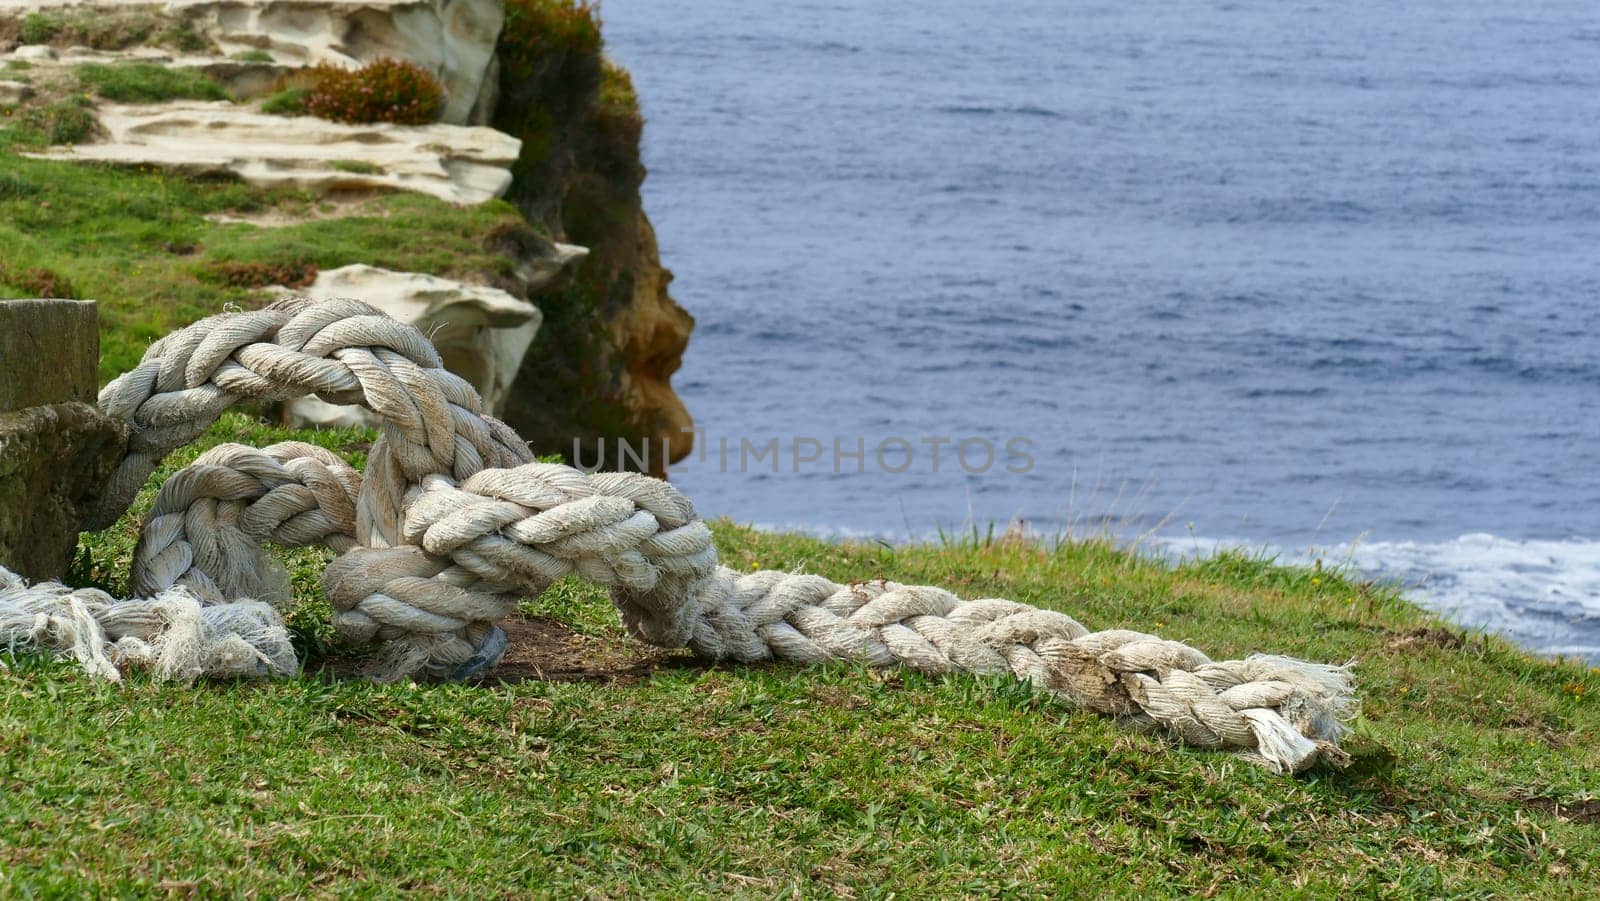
[
  {"xmin": 4, "ymin": 413, "xmax": 1595, "ymax": 895},
  {"xmin": 5, "ymin": 9, "xmax": 209, "ymax": 53},
  {"xmin": 19, "ymin": 12, "xmax": 66, "ymax": 45},
  {"xmin": 75, "ymin": 62, "xmax": 229, "ymax": 103},
  {"xmin": 0, "ymin": 96, "xmax": 97, "ymax": 148},
  {"xmin": 259, "ymin": 86, "xmax": 307, "ymax": 116},
  {"xmin": 329, "ymin": 158, "xmax": 383, "ymax": 175},
  {"xmin": 0, "ymin": 151, "xmax": 538, "ymax": 382},
  {"xmin": 230, "ymin": 49, "xmax": 275, "ymax": 63}
]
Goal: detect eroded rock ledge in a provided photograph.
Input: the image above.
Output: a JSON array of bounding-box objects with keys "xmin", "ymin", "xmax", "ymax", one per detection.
[
  {"xmin": 1, "ymin": 0, "xmax": 504, "ymax": 123},
  {"xmin": 29, "ymin": 101, "xmax": 520, "ymax": 205}
]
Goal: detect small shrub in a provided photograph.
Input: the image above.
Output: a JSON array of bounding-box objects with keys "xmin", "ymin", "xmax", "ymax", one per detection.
[
  {"xmin": 597, "ymin": 59, "xmax": 637, "ymax": 113},
  {"xmin": 591, "ymin": 59, "xmax": 643, "ymax": 169},
  {"xmin": 77, "ymin": 63, "xmax": 229, "ymax": 103},
  {"xmin": 301, "ymin": 58, "xmax": 444, "ymax": 125},
  {"xmin": 0, "ymin": 262, "xmax": 78, "ymax": 299},
  {"xmin": 260, "ymin": 87, "xmax": 307, "ymax": 116},
  {"xmin": 231, "ymin": 49, "xmax": 274, "ymax": 63},
  {"xmin": 4, "ymin": 61, "xmax": 34, "ymax": 73},
  {"xmin": 202, "ymin": 259, "xmax": 318, "ymax": 289},
  {"xmin": 500, "ymin": 0, "xmax": 603, "ymax": 68}
]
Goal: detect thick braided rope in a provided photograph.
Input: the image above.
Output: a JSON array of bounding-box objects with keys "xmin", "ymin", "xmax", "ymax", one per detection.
[
  {"xmin": 0, "ymin": 565, "xmax": 294, "ymax": 683},
  {"xmin": 0, "ymin": 298, "xmax": 1357, "ymax": 773}
]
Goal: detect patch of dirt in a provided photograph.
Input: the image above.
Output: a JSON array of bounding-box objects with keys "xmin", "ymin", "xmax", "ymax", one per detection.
[
  {"xmin": 316, "ymin": 614, "xmax": 700, "ymax": 684},
  {"xmin": 481, "ymin": 614, "xmax": 698, "ymax": 684},
  {"xmin": 203, "ymin": 258, "xmax": 317, "ymax": 289},
  {"xmin": 1385, "ymin": 626, "xmax": 1465, "ymax": 652},
  {"xmin": 1519, "ymin": 796, "xmax": 1600, "ymax": 826}
]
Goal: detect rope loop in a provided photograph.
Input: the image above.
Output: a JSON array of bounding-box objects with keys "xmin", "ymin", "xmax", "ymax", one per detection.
[{"xmin": 0, "ymin": 298, "xmax": 1357, "ymax": 773}]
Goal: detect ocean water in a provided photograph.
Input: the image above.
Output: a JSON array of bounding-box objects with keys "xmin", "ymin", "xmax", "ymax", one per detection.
[{"xmin": 601, "ymin": 0, "xmax": 1600, "ymax": 662}]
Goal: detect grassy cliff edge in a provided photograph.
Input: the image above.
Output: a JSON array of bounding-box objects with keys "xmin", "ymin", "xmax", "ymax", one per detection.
[
  {"xmin": 1, "ymin": 3, "xmax": 1595, "ymax": 894},
  {"xmin": 0, "ymin": 415, "xmax": 1594, "ymax": 896}
]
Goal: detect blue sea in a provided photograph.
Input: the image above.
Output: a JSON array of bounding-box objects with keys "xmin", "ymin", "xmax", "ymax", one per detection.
[{"xmin": 602, "ymin": 0, "xmax": 1600, "ymax": 662}]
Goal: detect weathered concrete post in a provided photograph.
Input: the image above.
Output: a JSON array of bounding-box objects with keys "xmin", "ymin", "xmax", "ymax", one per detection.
[{"xmin": 0, "ymin": 299, "xmax": 126, "ymax": 581}]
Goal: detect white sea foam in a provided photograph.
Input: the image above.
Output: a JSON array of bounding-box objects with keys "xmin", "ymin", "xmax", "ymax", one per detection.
[
  {"xmin": 740, "ymin": 521, "xmax": 1600, "ymax": 664},
  {"xmin": 1169, "ymin": 534, "xmax": 1600, "ymax": 664},
  {"xmin": 1336, "ymin": 535, "xmax": 1600, "ymax": 662}
]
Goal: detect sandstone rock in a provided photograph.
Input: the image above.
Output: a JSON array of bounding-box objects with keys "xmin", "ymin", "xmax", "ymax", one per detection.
[
  {"xmin": 0, "ymin": 43, "xmax": 293, "ymax": 104},
  {"xmin": 278, "ymin": 254, "xmax": 585, "ymax": 427},
  {"xmin": 193, "ymin": 0, "xmax": 503, "ymax": 125},
  {"xmin": 297, "ymin": 263, "xmax": 540, "ymax": 414},
  {"xmin": 0, "ymin": 0, "xmax": 503, "ymax": 124},
  {"xmin": 607, "ymin": 211, "xmax": 694, "ymax": 461},
  {"xmin": 0, "ymin": 300, "xmax": 126, "ymax": 582},
  {"xmin": 28, "ymin": 101, "xmax": 520, "ymax": 204},
  {"xmin": 0, "ymin": 80, "xmax": 32, "ymax": 104},
  {"xmin": 503, "ymin": 211, "xmax": 695, "ymax": 476},
  {"xmin": 496, "ymin": 236, "xmax": 590, "ymax": 295},
  {"xmin": 9, "ymin": 45, "xmax": 59, "ymax": 61}
]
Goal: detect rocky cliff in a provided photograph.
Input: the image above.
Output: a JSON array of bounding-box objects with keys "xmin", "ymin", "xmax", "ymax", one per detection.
[
  {"xmin": 493, "ymin": 1, "xmax": 693, "ymax": 473},
  {"xmin": 0, "ymin": 0, "xmax": 693, "ymax": 473}
]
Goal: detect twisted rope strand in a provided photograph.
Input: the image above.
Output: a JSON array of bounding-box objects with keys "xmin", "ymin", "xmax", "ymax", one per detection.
[{"xmin": 0, "ymin": 298, "xmax": 1356, "ymax": 773}]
